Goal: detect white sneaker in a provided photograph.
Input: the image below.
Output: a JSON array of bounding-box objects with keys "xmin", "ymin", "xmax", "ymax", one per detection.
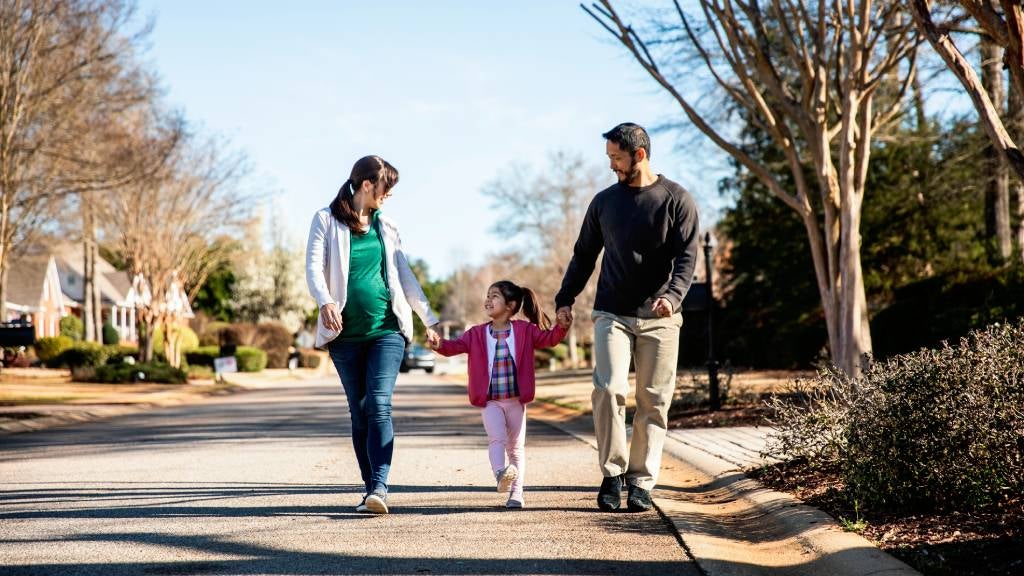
[
  {"xmin": 496, "ymin": 465, "xmax": 518, "ymax": 493},
  {"xmin": 364, "ymin": 492, "xmax": 389, "ymax": 514},
  {"xmin": 355, "ymin": 495, "xmax": 369, "ymax": 513}
]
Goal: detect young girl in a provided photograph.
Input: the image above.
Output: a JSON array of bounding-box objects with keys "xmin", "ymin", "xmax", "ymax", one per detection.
[{"xmin": 428, "ymin": 280, "xmax": 571, "ymax": 508}]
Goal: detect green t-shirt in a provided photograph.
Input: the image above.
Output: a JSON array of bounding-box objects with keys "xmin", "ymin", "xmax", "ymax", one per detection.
[{"xmin": 339, "ymin": 212, "xmax": 400, "ymax": 342}]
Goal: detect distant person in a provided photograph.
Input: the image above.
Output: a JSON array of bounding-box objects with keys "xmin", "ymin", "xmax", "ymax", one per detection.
[
  {"xmin": 555, "ymin": 123, "xmax": 700, "ymax": 512},
  {"xmin": 306, "ymin": 154, "xmax": 440, "ymax": 515},
  {"xmin": 428, "ymin": 280, "xmax": 571, "ymax": 508}
]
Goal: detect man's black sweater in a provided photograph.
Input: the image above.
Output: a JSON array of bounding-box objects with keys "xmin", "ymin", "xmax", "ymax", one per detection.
[{"xmin": 555, "ymin": 175, "xmax": 700, "ymax": 318}]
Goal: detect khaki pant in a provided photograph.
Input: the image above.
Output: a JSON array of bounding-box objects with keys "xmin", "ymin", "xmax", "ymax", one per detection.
[{"xmin": 591, "ymin": 310, "xmax": 682, "ymax": 490}]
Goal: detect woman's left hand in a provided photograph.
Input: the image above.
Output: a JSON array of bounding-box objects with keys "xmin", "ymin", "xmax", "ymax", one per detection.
[{"xmin": 425, "ymin": 324, "xmax": 441, "ymax": 349}]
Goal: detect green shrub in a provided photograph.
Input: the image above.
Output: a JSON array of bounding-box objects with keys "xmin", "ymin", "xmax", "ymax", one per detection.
[
  {"xmin": 235, "ymin": 346, "xmax": 267, "ymax": 372},
  {"xmin": 185, "ymin": 346, "xmax": 220, "ymax": 367},
  {"xmin": 768, "ymin": 320, "xmax": 1024, "ymax": 513},
  {"xmin": 55, "ymin": 342, "xmax": 109, "ymax": 368},
  {"xmin": 88, "ymin": 362, "xmax": 187, "ymax": 384},
  {"xmin": 101, "ymin": 323, "xmax": 120, "ymax": 345},
  {"xmin": 103, "ymin": 345, "xmax": 138, "ymax": 365},
  {"xmin": 59, "ymin": 315, "xmax": 83, "ymax": 341},
  {"xmin": 34, "ymin": 336, "xmax": 73, "ymax": 363},
  {"xmin": 186, "ymin": 344, "xmax": 265, "ymax": 372},
  {"xmin": 255, "ymin": 322, "xmax": 292, "ymax": 368},
  {"xmin": 152, "ymin": 325, "xmax": 199, "ymax": 355}
]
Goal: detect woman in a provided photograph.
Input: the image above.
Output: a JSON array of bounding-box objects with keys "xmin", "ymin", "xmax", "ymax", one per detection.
[{"xmin": 306, "ymin": 155, "xmax": 440, "ymax": 515}]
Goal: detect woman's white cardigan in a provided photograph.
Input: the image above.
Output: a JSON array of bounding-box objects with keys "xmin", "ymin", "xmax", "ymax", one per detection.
[{"xmin": 306, "ymin": 207, "xmax": 439, "ymax": 349}]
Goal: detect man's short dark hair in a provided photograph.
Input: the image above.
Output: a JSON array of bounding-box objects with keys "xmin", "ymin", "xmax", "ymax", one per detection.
[{"xmin": 602, "ymin": 123, "xmax": 651, "ymax": 159}]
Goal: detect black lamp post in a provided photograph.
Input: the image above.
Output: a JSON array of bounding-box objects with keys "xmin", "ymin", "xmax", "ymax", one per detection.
[{"xmin": 704, "ymin": 232, "xmax": 720, "ymax": 411}]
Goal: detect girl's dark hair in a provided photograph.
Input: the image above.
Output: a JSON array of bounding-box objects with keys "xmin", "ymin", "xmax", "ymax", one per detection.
[
  {"xmin": 490, "ymin": 280, "xmax": 551, "ymax": 330},
  {"xmin": 329, "ymin": 155, "xmax": 399, "ymax": 234}
]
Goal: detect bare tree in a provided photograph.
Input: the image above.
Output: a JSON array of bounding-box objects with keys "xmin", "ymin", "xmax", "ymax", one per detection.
[
  {"xmin": 910, "ymin": 0, "xmax": 1024, "ymax": 181},
  {"xmin": 482, "ymin": 152, "xmax": 603, "ymax": 367},
  {"xmin": 104, "ymin": 113, "xmax": 248, "ymax": 366},
  {"xmin": 584, "ymin": 0, "xmax": 918, "ymax": 376},
  {"xmin": 0, "ymin": 0, "xmax": 154, "ymax": 322}
]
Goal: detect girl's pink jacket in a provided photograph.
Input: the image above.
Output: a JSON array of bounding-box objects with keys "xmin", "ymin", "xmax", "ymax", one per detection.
[{"xmin": 434, "ymin": 320, "xmax": 567, "ymax": 408}]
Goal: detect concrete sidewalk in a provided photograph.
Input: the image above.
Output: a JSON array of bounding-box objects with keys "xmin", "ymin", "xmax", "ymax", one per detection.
[{"xmin": 525, "ymin": 375, "xmax": 921, "ymax": 576}]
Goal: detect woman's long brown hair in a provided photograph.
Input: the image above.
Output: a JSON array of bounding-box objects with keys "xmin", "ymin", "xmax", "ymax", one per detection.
[{"xmin": 329, "ymin": 155, "xmax": 399, "ymax": 234}]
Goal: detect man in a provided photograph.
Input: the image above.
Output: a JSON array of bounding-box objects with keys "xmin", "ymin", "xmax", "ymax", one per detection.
[{"xmin": 555, "ymin": 122, "xmax": 699, "ymax": 512}]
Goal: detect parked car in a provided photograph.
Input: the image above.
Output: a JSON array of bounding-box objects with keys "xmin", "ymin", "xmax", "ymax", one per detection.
[{"xmin": 400, "ymin": 343, "xmax": 435, "ymax": 373}]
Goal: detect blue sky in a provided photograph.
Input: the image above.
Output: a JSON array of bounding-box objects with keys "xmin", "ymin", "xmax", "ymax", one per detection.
[{"xmin": 132, "ymin": 2, "xmax": 727, "ymax": 279}]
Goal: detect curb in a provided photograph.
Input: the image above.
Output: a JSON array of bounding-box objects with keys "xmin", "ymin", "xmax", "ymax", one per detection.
[{"xmin": 529, "ymin": 398, "xmax": 921, "ymax": 576}]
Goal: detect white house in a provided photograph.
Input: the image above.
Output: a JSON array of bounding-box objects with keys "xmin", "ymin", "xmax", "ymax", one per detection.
[
  {"xmin": 4, "ymin": 244, "xmax": 194, "ymax": 343},
  {"xmin": 4, "ymin": 253, "xmax": 67, "ymax": 339}
]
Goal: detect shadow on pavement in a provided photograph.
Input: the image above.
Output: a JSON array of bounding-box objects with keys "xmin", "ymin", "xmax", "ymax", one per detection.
[{"xmin": 1, "ymin": 530, "xmax": 693, "ymax": 576}]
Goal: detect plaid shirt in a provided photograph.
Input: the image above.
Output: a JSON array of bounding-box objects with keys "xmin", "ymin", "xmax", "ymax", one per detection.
[{"xmin": 488, "ymin": 326, "xmax": 519, "ymax": 400}]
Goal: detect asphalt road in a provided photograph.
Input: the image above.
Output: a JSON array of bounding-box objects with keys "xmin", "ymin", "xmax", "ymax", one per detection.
[{"xmin": 0, "ymin": 373, "xmax": 697, "ymax": 576}]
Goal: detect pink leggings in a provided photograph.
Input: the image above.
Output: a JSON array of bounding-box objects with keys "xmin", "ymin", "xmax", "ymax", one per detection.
[{"xmin": 481, "ymin": 398, "xmax": 526, "ymax": 497}]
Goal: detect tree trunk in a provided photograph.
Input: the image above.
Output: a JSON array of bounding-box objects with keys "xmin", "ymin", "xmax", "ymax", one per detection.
[
  {"xmin": 83, "ymin": 203, "xmax": 96, "ymax": 341},
  {"xmin": 981, "ymin": 38, "xmax": 1012, "ymax": 262},
  {"xmin": 138, "ymin": 319, "xmax": 154, "ymax": 363},
  {"xmin": 165, "ymin": 322, "xmax": 180, "ymax": 369},
  {"xmin": 1, "ymin": 204, "xmax": 10, "ymax": 322},
  {"xmin": 1010, "ymin": 81, "xmax": 1024, "ymax": 262},
  {"xmin": 0, "ymin": 254, "xmax": 7, "ymax": 323},
  {"xmin": 91, "ymin": 241, "xmax": 102, "ymax": 338}
]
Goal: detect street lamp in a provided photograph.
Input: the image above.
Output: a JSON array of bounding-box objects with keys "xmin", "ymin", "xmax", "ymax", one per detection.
[{"xmin": 704, "ymin": 232, "xmax": 720, "ymax": 411}]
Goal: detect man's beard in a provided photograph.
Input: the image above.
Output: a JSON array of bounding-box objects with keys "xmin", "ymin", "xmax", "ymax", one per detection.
[{"xmin": 616, "ymin": 159, "xmax": 641, "ymax": 184}]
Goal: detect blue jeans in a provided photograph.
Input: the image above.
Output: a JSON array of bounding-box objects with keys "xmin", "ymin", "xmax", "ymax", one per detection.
[{"xmin": 327, "ymin": 332, "xmax": 405, "ymax": 495}]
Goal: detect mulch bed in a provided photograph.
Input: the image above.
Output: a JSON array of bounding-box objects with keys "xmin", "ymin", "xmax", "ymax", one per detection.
[
  {"xmin": 750, "ymin": 460, "xmax": 1024, "ymax": 576},
  {"xmin": 668, "ymin": 404, "xmax": 773, "ymax": 428}
]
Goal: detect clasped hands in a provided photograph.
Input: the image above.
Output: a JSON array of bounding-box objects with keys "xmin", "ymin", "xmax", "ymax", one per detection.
[{"xmin": 425, "ymin": 325, "xmax": 442, "ymax": 350}]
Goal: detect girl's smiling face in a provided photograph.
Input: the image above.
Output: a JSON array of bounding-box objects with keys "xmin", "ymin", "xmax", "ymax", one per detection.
[{"xmin": 484, "ymin": 286, "xmax": 517, "ymax": 321}]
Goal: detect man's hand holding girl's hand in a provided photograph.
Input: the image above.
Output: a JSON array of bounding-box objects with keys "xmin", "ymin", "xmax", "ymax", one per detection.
[{"xmin": 556, "ymin": 307, "xmax": 573, "ymax": 329}]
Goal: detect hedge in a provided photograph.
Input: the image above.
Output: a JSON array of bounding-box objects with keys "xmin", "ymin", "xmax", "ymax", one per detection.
[
  {"xmin": 236, "ymin": 346, "xmax": 267, "ymax": 372},
  {"xmin": 101, "ymin": 323, "xmax": 120, "ymax": 345},
  {"xmin": 55, "ymin": 342, "xmax": 109, "ymax": 368},
  {"xmin": 183, "ymin": 345, "xmax": 265, "ymax": 372},
  {"xmin": 88, "ymin": 362, "xmax": 187, "ymax": 384},
  {"xmin": 34, "ymin": 336, "xmax": 73, "ymax": 363}
]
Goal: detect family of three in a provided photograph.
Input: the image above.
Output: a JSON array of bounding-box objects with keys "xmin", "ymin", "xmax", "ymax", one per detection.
[{"xmin": 305, "ymin": 122, "xmax": 700, "ymax": 515}]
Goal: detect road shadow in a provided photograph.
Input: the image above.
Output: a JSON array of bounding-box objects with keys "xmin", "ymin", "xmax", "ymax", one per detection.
[{"xmin": 1, "ymin": 529, "xmax": 695, "ymax": 575}]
